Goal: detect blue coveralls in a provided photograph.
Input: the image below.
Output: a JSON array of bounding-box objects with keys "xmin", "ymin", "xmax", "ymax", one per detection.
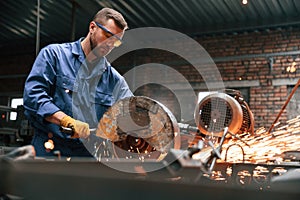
[{"xmin": 23, "ymin": 38, "xmax": 133, "ymax": 157}]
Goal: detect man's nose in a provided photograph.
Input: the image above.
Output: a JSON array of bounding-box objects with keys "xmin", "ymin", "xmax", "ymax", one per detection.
[{"xmin": 106, "ymin": 39, "xmax": 116, "ymax": 48}]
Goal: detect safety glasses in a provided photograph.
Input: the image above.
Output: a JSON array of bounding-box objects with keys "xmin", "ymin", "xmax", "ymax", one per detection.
[{"xmin": 94, "ymin": 21, "xmax": 123, "ymax": 47}]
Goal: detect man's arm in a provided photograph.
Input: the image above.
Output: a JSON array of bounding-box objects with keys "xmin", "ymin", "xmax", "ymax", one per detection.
[
  {"xmin": 45, "ymin": 111, "xmax": 67, "ymax": 125},
  {"xmin": 23, "ymin": 46, "xmax": 90, "ymax": 138},
  {"xmin": 23, "ymin": 46, "xmax": 61, "ymax": 124},
  {"xmin": 45, "ymin": 111, "xmax": 90, "ymax": 138},
  {"xmin": 113, "ymin": 76, "xmax": 134, "ymax": 101}
]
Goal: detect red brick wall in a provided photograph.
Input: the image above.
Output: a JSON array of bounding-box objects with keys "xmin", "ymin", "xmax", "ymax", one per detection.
[{"xmin": 196, "ymin": 28, "xmax": 300, "ymax": 130}]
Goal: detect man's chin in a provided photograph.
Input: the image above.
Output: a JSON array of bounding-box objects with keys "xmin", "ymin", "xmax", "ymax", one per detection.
[{"xmin": 93, "ymin": 49, "xmax": 110, "ymax": 57}]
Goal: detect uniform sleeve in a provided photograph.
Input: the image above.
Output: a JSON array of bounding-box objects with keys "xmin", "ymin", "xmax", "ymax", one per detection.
[
  {"xmin": 112, "ymin": 76, "xmax": 134, "ymax": 101},
  {"xmin": 23, "ymin": 46, "xmax": 61, "ymax": 123}
]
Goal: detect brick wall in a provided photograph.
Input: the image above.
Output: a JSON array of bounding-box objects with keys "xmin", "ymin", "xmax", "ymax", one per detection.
[{"xmin": 195, "ymin": 28, "xmax": 300, "ymax": 130}]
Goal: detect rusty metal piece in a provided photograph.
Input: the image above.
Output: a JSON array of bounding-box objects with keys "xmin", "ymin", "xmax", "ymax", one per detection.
[{"xmin": 96, "ymin": 96, "xmax": 180, "ymax": 160}]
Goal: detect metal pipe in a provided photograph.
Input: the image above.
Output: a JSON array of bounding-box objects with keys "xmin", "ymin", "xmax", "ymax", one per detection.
[
  {"xmin": 129, "ymin": 50, "xmax": 300, "ymax": 66},
  {"xmin": 70, "ymin": 0, "xmax": 77, "ymax": 41},
  {"xmin": 267, "ymin": 78, "xmax": 300, "ymax": 135},
  {"xmin": 0, "ymin": 105, "xmax": 17, "ymax": 112},
  {"xmin": 213, "ymin": 50, "xmax": 300, "ymax": 63},
  {"xmin": 35, "ymin": 0, "xmax": 40, "ymax": 56},
  {"xmin": 0, "ymin": 74, "xmax": 27, "ymax": 79}
]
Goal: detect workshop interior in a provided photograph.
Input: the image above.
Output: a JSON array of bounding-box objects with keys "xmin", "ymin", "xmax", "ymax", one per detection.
[{"xmin": 1, "ymin": 0, "xmax": 300, "ymax": 199}]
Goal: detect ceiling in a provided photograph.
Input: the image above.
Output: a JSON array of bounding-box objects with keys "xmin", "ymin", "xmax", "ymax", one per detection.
[{"xmin": 1, "ymin": 0, "xmax": 300, "ymax": 51}]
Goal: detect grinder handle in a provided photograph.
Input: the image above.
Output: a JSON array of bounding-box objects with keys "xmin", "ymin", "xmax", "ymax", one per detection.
[
  {"xmin": 60, "ymin": 126, "xmax": 74, "ymax": 136},
  {"xmin": 60, "ymin": 126, "xmax": 97, "ymax": 136}
]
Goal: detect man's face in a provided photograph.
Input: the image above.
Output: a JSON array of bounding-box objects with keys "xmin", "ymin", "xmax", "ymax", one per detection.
[{"xmin": 89, "ymin": 19, "xmax": 124, "ymax": 57}]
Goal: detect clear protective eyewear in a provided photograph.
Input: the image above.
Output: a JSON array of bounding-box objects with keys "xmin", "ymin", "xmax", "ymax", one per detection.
[{"xmin": 94, "ymin": 21, "xmax": 123, "ymax": 47}]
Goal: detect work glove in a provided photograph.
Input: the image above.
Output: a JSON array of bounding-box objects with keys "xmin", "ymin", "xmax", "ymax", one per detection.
[{"xmin": 60, "ymin": 116, "xmax": 90, "ymax": 138}]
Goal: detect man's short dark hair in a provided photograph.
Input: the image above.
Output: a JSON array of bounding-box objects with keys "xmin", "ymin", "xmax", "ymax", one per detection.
[{"xmin": 93, "ymin": 8, "xmax": 128, "ymax": 30}]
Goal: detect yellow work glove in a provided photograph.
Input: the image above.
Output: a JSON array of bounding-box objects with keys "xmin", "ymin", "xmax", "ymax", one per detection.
[{"xmin": 60, "ymin": 116, "xmax": 90, "ymax": 138}]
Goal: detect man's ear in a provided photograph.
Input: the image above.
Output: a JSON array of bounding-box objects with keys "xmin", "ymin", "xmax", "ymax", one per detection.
[{"xmin": 89, "ymin": 21, "xmax": 97, "ymax": 33}]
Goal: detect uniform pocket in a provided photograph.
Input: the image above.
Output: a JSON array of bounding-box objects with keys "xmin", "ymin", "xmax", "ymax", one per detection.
[
  {"xmin": 55, "ymin": 75, "xmax": 77, "ymax": 92},
  {"xmin": 92, "ymin": 91, "xmax": 114, "ymax": 107}
]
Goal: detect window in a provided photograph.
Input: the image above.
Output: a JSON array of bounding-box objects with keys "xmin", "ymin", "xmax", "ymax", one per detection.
[
  {"xmin": 287, "ymin": 86, "xmax": 300, "ymax": 120},
  {"xmin": 10, "ymin": 98, "xmax": 23, "ymax": 120}
]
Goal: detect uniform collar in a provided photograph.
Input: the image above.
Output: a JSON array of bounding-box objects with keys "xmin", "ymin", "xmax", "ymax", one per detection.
[
  {"xmin": 72, "ymin": 37, "xmax": 109, "ymax": 77},
  {"xmin": 72, "ymin": 37, "xmax": 86, "ymax": 63}
]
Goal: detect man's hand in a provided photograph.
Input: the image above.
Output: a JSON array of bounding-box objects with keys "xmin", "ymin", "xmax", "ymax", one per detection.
[{"xmin": 60, "ymin": 116, "xmax": 90, "ymax": 138}]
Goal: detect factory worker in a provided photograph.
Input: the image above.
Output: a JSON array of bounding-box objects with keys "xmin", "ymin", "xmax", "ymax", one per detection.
[{"xmin": 23, "ymin": 8, "xmax": 133, "ymax": 158}]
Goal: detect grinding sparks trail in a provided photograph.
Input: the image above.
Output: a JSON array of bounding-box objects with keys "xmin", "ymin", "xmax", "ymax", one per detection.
[{"xmin": 221, "ymin": 115, "xmax": 300, "ymax": 164}]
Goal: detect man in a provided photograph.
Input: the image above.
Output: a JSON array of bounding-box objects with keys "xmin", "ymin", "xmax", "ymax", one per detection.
[{"xmin": 23, "ymin": 8, "xmax": 133, "ymax": 158}]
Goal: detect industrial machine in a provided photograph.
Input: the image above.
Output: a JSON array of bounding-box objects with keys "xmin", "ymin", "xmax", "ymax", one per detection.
[
  {"xmin": 0, "ymin": 105, "xmax": 33, "ymax": 147},
  {"xmin": 194, "ymin": 89, "xmax": 254, "ymax": 137}
]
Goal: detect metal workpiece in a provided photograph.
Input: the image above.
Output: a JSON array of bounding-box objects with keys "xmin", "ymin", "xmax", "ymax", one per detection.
[{"xmin": 96, "ymin": 96, "xmax": 180, "ymax": 160}]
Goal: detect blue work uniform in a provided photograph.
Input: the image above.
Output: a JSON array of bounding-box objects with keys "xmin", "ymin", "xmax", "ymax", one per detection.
[{"xmin": 23, "ymin": 38, "xmax": 133, "ymax": 157}]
